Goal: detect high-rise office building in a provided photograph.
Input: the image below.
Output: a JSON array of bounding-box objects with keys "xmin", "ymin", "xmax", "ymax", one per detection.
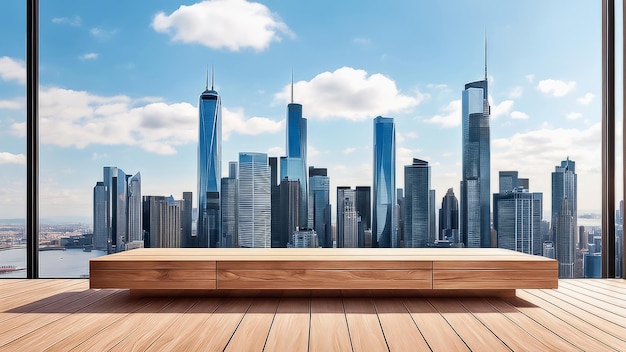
[
  {"xmin": 279, "ymin": 178, "xmax": 301, "ymax": 248},
  {"xmin": 460, "ymin": 43, "xmax": 491, "ymax": 249},
  {"xmin": 143, "ymin": 195, "xmax": 181, "ymax": 248},
  {"xmin": 373, "ymin": 116, "xmax": 397, "ymax": 248},
  {"xmin": 290, "ymin": 228, "xmax": 318, "ymax": 248},
  {"xmin": 397, "ymin": 189, "xmax": 404, "ymax": 246},
  {"xmin": 337, "ymin": 187, "xmax": 359, "ymax": 248},
  {"xmin": 355, "ymin": 186, "xmax": 371, "ymax": 248},
  {"xmin": 439, "ymin": 188, "xmax": 459, "ymax": 244},
  {"xmin": 93, "ymin": 182, "xmax": 107, "ymax": 251},
  {"xmin": 181, "ymin": 192, "xmax": 193, "ymax": 247},
  {"xmin": 280, "ymin": 156, "xmax": 306, "ymax": 232},
  {"xmin": 284, "ymin": 79, "xmax": 308, "ymax": 229},
  {"xmin": 197, "ymin": 71, "xmax": 222, "ymax": 248},
  {"xmin": 221, "ymin": 162, "xmax": 238, "ymax": 248},
  {"xmin": 128, "ymin": 172, "xmax": 142, "ymax": 243},
  {"xmin": 552, "ymin": 157, "xmax": 577, "ymax": 278},
  {"xmin": 404, "ymin": 159, "xmax": 434, "ymax": 248},
  {"xmin": 93, "ymin": 166, "xmax": 140, "ymax": 253},
  {"xmin": 308, "ymin": 166, "xmax": 331, "ymax": 248},
  {"xmin": 493, "ymin": 190, "xmax": 543, "ymax": 255},
  {"xmin": 493, "ymin": 172, "xmax": 542, "ymax": 255},
  {"xmin": 269, "ymin": 157, "xmax": 281, "ymax": 247},
  {"xmin": 238, "ymin": 152, "xmax": 271, "ymax": 248}
]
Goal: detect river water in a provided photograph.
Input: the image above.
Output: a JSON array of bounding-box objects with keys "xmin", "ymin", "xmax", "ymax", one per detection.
[{"xmin": 0, "ymin": 248, "xmax": 107, "ymax": 278}]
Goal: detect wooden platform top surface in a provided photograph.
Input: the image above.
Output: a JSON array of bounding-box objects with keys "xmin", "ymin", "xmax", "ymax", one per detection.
[{"xmin": 90, "ymin": 247, "xmax": 556, "ymax": 262}]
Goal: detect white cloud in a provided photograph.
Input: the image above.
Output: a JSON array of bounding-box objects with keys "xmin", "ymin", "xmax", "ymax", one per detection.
[
  {"xmin": 510, "ymin": 111, "xmax": 529, "ymax": 120},
  {"xmin": 509, "ymin": 86, "xmax": 523, "ymax": 99},
  {"xmin": 490, "ymin": 99, "xmax": 514, "ymax": 119},
  {"xmin": 566, "ymin": 112, "xmax": 582, "ymax": 120},
  {"xmin": 152, "ymin": 0, "xmax": 293, "ymax": 51},
  {"xmin": 79, "ymin": 53, "xmax": 99, "ymax": 60},
  {"xmin": 275, "ymin": 67, "xmax": 425, "ymax": 121},
  {"xmin": 537, "ymin": 79, "xmax": 576, "ymax": 97},
  {"xmin": 525, "ymin": 74, "xmax": 535, "ymax": 83},
  {"xmin": 90, "ymin": 27, "xmax": 117, "ymax": 39},
  {"xmin": 353, "ymin": 37, "xmax": 371, "ymax": 46},
  {"xmin": 578, "ymin": 92, "xmax": 595, "ymax": 105},
  {"xmin": 0, "ymin": 56, "xmax": 26, "ymax": 84},
  {"xmin": 266, "ymin": 146, "xmax": 284, "ymax": 156},
  {"xmin": 51, "ymin": 16, "xmax": 82, "ymax": 26},
  {"xmin": 424, "ymin": 99, "xmax": 461, "ymax": 128},
  {"xmin": 343, "ymin": 147, "xmax": 357, "ymax": 154},
  {"xmin": 222, "ymin": 107, "xmax": 284, "ymax": 140},
  {"xmin": 0, "ymin": 152, "xmax": 25, "ymax": 165},
  {"xmin": 0, "ymin": 99, "xmax": 23, "ymax": 110}
]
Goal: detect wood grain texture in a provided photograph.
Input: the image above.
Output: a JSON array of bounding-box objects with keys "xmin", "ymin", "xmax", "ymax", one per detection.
[
  {"xmin": 373, "ymin": 298, "xmax": 431, "ymax": 351},
  {"xmin": 434, "ymin": 269, "xmax": 558, "ymax": 289},
  {"xmin": 343, "ymin": 298, "xmax": 388, "ymax": 352},
  {"xmin": 224, "ymin": 298, "xmax": 279, "ymax": 352},
  {"xmin": 264, "ymin": 297, "xmax": 311, "ymax": 352},
  {"xmin": 309, "ymin": 297, "xmax": 352, "ymax": 352}
]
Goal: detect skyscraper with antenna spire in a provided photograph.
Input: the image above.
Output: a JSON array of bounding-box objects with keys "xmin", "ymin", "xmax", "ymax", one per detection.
[
  {"xmin": 197, "ymin": 65, "xmax": 222, "ymax": 247},
  {"xmin": 460, "ymin": 37, "xmax": 491, "ymax": 248}
]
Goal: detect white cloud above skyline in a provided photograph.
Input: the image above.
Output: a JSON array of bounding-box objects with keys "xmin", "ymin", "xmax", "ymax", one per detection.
[
  {"xmin": 51, "ymin": 15, "xmax": 82, "ymax": 26},
  {"xmin": 223, "ymin": 107, "xmax": 284, "ymax": 140},
  {"xmin": 79, "ymin": 53, "xmax": 99, "ymax": 60},
  {"xmin": 275, "ymin": 66, "xmax": 426, "ymax": 121},
  {"xmin": 537, "ymin": 79, "xmax": 577, "ymax": 97},
  {"xmin": 0, "ymin": 56, "xmax": 26, "ymax": 85},
  {"xmin": 424, "ymin": 99, "xmax": 461, "ymax": 127},
  {"xmin": 578, "ymin": 92, "xmax": 595, "ymax": 105},
  {"xmin": 510, "ymin": 111, "xmax": 529, "ymax": 120},
  {"xmin": 566, "ymin": 112, "xmax": 583, "ymax": 120},
  {"xmin": 0, "ymin": 152, "xmax": 25, "ymax": 164},
  {"xmin": 152, "ymin": 0, "xmax": 293, "ymax": 51},
  {"xmin": 0, "ymin": 99, "xmax": 22, "ymax": 110}
]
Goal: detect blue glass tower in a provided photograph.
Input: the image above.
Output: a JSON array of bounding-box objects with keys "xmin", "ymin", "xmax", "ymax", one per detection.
[
  {"xmin": 373, "ymin": 116, "xmax": 397, "ymax": 248},
  {"xmin": 284, "ymin": 77, "xmax": 308, "ymax": 229},
  {"xmin": 460, "ymin": 41, "xmax": 491, "ymax": 248},
  {"xmin": 197, "ymin": 70, "xmax": 222, "ymax": 248},
  {"xmin": 404, "ymin": 158, "xmax": 432, "ymax": 248}
]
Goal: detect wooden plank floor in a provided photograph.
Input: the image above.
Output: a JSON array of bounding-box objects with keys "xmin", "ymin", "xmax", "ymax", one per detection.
[{"xmin": 1, "ymin": 279, "xmax": 625, "ymax": 351}]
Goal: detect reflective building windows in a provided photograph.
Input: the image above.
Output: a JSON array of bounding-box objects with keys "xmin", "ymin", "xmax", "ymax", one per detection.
[
  {"xmin": 373, "ymin": 116, "xmax": 397, "ymax": 248},
  {"xmin": 238, "ymin": 152, "xmax": 270, "ymax": 248}
]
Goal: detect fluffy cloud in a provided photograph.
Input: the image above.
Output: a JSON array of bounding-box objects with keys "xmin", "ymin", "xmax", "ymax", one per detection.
[
  {"xmin": 490, "ymin": 99, "xmax": 515, "ymax": 119},
  {"xmin": 566, "ymin": 112, "xmax": 582, "ymax": 120},
  {"xmin": 152, "ymin": 0, "xmax": 293, "ymax": 51},
  {"xmin": 424, "ymin": 99, "xmax": 461, "ymax": 127},
  {"xmin": 537, "ymin": 79, "xmax": 576, "ymax": 97},
  {"xmin": 0, "ymin": 99, "xmax": 22, "ymax": 109},
  {"xmin": 79, "ymin": 53, "xmax": 98, "ymax": 60},
  {"xmin": 0, "ymin": 152, "xmax": 25, "ymax": 164},
  {"xmin": 9, "ymin": 87, "xmax": 280, "ymax": 155},
  {"xmin": 578, "ymin": 92, "xmax": 595, "ymax": 105},
  {"xmin": 90, "ymin": 27, "xmax": 118, "ymax": 40},
  {"xmin": 343, "ymin": 147, "xmax": 357, "ymax": 154},
  {"xmin": 525, "ymin": 74, "xmax": 535, "ymax": 83},
  {"xmin": 510, "ymin": 111, "xmax": 529, "ymax": 120},
  {"xmin": 51, "ymin": 16, "xmax": 82, "ymax": 26},
  {"xmin": 509, "ymin": 86, "xmax": 523, "ymax": 99},
  {"xmin": 222, "ymin": 107, "xmax": 284, "ymax": 140},
  {"xmin": 0, "ymin": 56, "xmax": 26, "ymax": 84},
  {"xmin": 275, "ymin": 67, "xmax": 425, "ymax": 121}
]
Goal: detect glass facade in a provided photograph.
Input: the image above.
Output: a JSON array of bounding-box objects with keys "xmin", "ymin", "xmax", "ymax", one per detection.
[
  {"xmin": 337, "ymin": 187, "xmax": 358, "ymax": 248},
  {"xmin": 552, "ymin": 158, "xmax": 577, "ymax": 277},
  {"xmin": 308, "ymin": 167, "xmax": 331, "ymax": 248},
  {"xmin": 404, "ymin": 159, "xmax": 432, "ymax": 248},
  {"xmin": 280, "ymin": 156, "xmax": 307, "ymax": 229},
  {"xmin": 221, "ymin": 162, "xmax": 238, "ymax": 248},
  {"xmin": 493, "ymin": 191, "xmax": 543, "ymax": 255},
  {"xmin": 460, "ymin": 79, "xmax": 491, "ymax": 248},
  {"xmin": 373, "ymin": 116, "xmax": 397, "ymax": 248},
  {"xmin": 285, "ymin": 102, "xmax": 308, "ymax": 229},
  {"xmin": 197, "ymin": 88, "xmax": 222, "ymax": 248},
  {"xmin": 439, "ymin": 188, "xmax": 459, "ymax": 243},
  {"xmin": 238, "ymin": 153, "xmax": 270, "ymax": 248}
]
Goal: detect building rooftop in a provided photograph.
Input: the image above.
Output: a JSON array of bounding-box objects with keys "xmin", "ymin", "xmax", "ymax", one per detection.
[{"xmin": 1, "ymin": 278, "xmax": 625, "ymax": 351}]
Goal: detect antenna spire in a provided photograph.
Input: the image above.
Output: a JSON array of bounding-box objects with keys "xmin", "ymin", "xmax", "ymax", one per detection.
[
  {"xmin": 290, "ymin": 69, "xmax": 294, "ymax": 103},
  {"xmin": 211, "ymin": 64, "xmax": 214, "ymax": 91},
  {"xmin": 205, "ymin": 65, "xmax": 208, "ymax": 90},
  {"xmin": 484, "ymin": 30, "xmax": 488, "ymax": 81}
]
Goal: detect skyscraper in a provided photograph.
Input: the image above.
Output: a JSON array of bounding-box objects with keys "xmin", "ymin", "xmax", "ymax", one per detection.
[
  {"xmin": 238, "ymin": 152, "xmax": 271, "ymax": 248},
  {"xmin": 493, "ymin": 174, "xmax": 543, "ymax": 255},
  {"xmin": 197, "ymin": 69, "xmax": 222, "ymax": 248},
  {"xmin": 460, "ymin": 42, "xmax": 491, "ymax": 249},
  {"xmin": 279, "ymin": 178, "xmax": 301, "ymax": 248},
  {"xmin": 128, "ymin": 172, "xmax": 142, "ymax": 243},
  {"xmin": 93, "ymin": 166, "xmax": 140, "ymax": 253},
  {"xmin": 221, "ymin": 162, "xmax": 238, "ymax": 248},
  {"xmin": 308, "ymin": 166, "xmax": 331, "ymax": 248},
  {"xmin": 181, "ymin": 192, "xmax": 193, "ymax": 248},
  {"xmin": 143, "ymin": 195, "xmax": 181, "ymax": 248},
  {"xmin": 355, "ymin": 186, "xmax": 371, "ymax": 248},
  {"xmin": 269, "ymin": 157, "xmax": 281, "ymax": 248},
  {"xmin": 337, "ymin": 187, "xmax": 358, "ymax": 248},
  {"xmin": 373, "ymin": 116, "xmax": 397, "ymax": 248},
  {"xmin": 284, "ymin": 77, "xmax": 308, "ymax": 229},
  {"xmin": 404, "ymin": 159, "xmax": 433, "ymax": 248},
  {"xmin": 552, "ymin": 157, "xmax": 577, "ymax": 277},
  {"xmin": 439, "ymin": 188, "xmax": 459, "ymax": 243}
]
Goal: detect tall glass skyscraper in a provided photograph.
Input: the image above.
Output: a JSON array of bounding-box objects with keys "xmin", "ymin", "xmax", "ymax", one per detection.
[
  {"xmin": 373, "ymin": 116, "xmax": 397, "ymax": 248},
  {"xmin": 404, "ymin": 158, "xmax": 433, "ymax": 248},
  {"xmin": 221, "ymin": 162, "xmax": 238, "ymax": 248},
  {"xmin": 285, "ymin": 83, "xmax": 308, "ymax": 229},
  {"xmin": 439, "ymin": 188, "xmax": 459, "ymax": 243},
  {"xmin": 460, "ymin": 50, "xmax": 491, "ymax": 248},
  {"xmin": 197, "ymin": 75, "xmax": 222, "ymax": 248},
  {"xmin": 308, "ymin": 166, "xmax": 331, "ymax": 248},
  {"xmin": 337, "ymin": 187, "xmax": 358, "ymax": 248},
  {"xmin": 238, "ymin": 152, "xmax": 271, "ymax": 248},
  {"xmin": 128, "ymin": 172, "xmax": 142, "ymax": 243},
  {"xmin": 355, "ymin": 186, "xmax": 371, "ymax": 248},
  {"xmin": 552, "ymin": 157, "xmax": 577, "ymax": 277}
]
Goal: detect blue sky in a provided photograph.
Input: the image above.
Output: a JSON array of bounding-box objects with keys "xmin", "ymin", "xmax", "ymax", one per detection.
[{"xmin": 0, "ymin": 0, "xmax": 615, "ymax": 221}]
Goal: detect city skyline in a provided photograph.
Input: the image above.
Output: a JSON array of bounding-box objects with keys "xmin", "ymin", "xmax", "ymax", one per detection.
[{"xmin": 0, "ymin": 0, "xmax": 607, "ymax": 223}]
